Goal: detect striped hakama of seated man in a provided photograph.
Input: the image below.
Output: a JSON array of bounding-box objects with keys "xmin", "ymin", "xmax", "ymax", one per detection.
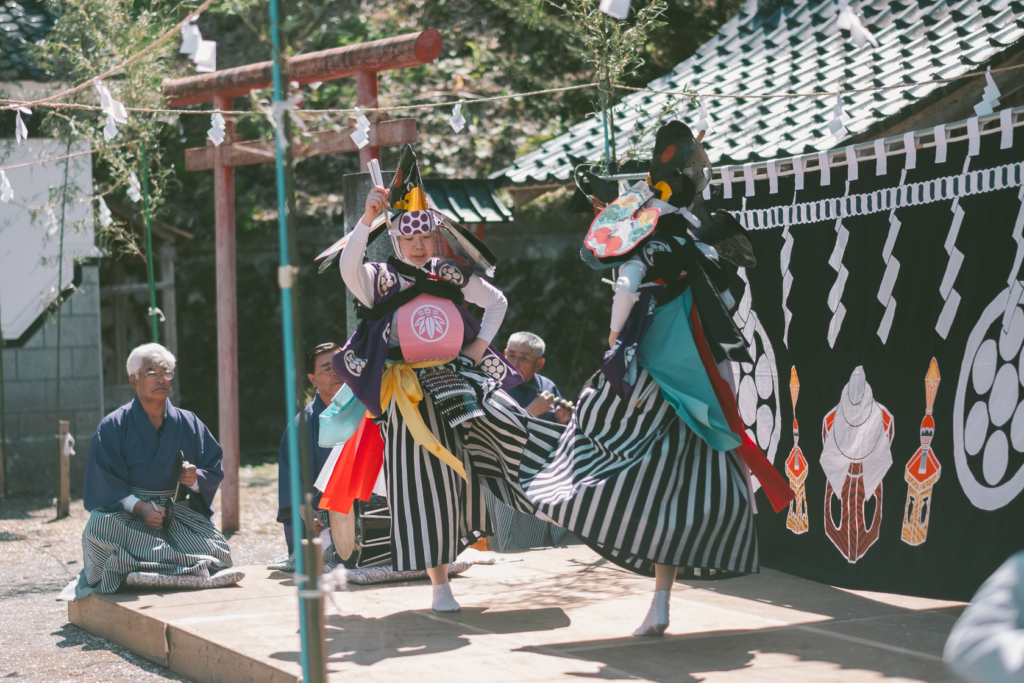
[{"xmin": 59, "ymin": 344, "xmax": 242, "ymax": 601}]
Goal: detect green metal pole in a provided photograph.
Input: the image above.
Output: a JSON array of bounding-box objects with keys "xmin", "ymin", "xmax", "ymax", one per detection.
[
  {"xmin": 268, "ymin": 1, "xmax": 321, "ymax": 681},
  {"xmin": 141, "ymin": 141, "xmax": 158, "ymax": 343}
]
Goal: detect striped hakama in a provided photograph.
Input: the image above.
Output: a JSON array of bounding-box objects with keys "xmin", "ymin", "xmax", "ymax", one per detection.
[
  {"xmin": 520, "ymin": 369, "xmax": 758, "ymax": 578},
  {"xmin": 68, "ymin": 488, "xmax": 233, "ymax": 599},
  {"xmin": 383, "ymin": 357, "xmax": 555, "ymax": 571}
]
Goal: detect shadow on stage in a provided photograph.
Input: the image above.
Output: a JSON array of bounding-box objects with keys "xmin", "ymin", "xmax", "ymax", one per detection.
[{"xmin": 268, "ymin": 606, "xmax": 572, "ymax": 667}]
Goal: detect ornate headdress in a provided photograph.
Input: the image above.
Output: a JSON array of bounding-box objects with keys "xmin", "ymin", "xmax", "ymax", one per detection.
[
  {"xmin": 579, "ymin": 121, "xmax": 756, "ymax": 269},
  {"xmin": 315, "ymin": 145, "xmax": 498, "ymax": 276}
]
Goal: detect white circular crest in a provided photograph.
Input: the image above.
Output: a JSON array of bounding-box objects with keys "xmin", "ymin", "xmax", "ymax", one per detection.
[
  {"xmin": 438, "ymin": 263, "xmax": 464, "ymax": 285},
  {"xmin": 411, "ymin": 304, "xmax": 450, "ymax": 342},
  {"xmin": 481, "ymin": 352, "xmax": 508, "ymax": 381},
  {"xmin": 954, "ymin": 285, "xmax": 1024, "ymax": 510},
  {"xmin": 377, "ymin": 268, "xmax": 397, "ymax": 297},
  {"xmin": 343, "ymin": 349, "xmax": 366, "ymax": 377}
]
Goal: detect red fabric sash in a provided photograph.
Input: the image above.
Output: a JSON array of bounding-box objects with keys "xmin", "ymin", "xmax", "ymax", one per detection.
[
  {"xmin": 689, "ymin": 304, "xmax": 795, "ymax": 513},
  {"xmin": 319, "ymin": 414, "xmax": 385, "ymax": 515}
]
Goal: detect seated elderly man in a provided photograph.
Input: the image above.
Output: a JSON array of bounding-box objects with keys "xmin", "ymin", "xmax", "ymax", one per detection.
[
  {"xmin": 59, "ymin": 343, "xmax": 241, "ymax": 601},
  {"xmin": 504, "ymin": 332, "xmax": 573, "ymax": 424}
]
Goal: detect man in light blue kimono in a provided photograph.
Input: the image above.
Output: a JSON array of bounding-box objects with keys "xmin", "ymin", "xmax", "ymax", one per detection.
[{"xmin": 59, "ymin": 343, "xmax": 242, "ymax": 600}]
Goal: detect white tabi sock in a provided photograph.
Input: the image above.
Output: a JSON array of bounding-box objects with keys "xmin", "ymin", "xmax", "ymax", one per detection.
[
  {"xmin": 431, "ymin": 583, "xmax": 461, "ymax": 612},
  {"xmin": 633, "ymin": 590, "xmax": 670, "ymax": 636}
]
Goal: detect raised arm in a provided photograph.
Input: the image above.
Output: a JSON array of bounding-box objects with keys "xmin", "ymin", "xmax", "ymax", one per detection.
[
  {"xmin": 463, "ymin": 275, "xmax": 507, "ymax": 344},
  {"xmin": 339, "ymin": 186, "xmax": 390, "ymax": 308},
  {"xmin": 460, "ymin": 275, "xmax": 507, "ymax": 365},
  {"xmin": 608, "ymin": 257, "xmax": 648, "ymax": 347}
]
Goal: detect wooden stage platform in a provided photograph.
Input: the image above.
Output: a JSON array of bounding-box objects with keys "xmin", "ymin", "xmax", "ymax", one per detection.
[{"xmin": 67, "ymin": 547, "xmax": 966, "ymax": 683}]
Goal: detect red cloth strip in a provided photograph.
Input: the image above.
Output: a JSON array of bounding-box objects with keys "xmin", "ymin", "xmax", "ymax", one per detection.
[
  {"xmin": 689, "ymin": 303, "xmax": 795, "ymax": 513},
  {"xmin": 319, "ymin": 414, "xmax": 385, "ymax": 515}
]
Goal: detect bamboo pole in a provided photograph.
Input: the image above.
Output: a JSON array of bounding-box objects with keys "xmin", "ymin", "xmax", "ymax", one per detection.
[
  {"xmin": 142, "ymin": 142, "xmax": 159, "ymax": 343},
  {"xmin": 55, "ymin": 144, "xmax": 72, "ymax": 520},
  {"xmin": 0, "ymin": 280, "xmax": 6, "ymax": 497}
]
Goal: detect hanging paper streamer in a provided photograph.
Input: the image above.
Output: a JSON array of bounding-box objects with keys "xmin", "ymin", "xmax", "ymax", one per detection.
[
  {"xmin": 193, "ymin": 39, "xmax": 217, "ymax": 73},
  {"xmin": 179, "ymin": 14, "xmax": 217, "ymax": 73},
  {"xmin": 45, "ymin": 207, "xmax": 59, "ymax": 236},
  {"xmin": 350, "ymin": 107, "xmax": 371, "ymax": 149},
  {"xmin": 208, "ymin": 112, "xmax": 226, "ymax": 146},
  {"xmin": 694, "ymin": 97, "xmax": 715, "ymax": 137},
  {"xmin": 836, "ymin": 0, "xmax": 878, "ymax": 48},
  {"xmin": 598, "ymin": 0, "xmax": 631, "ymax": 20},
  {"xmin": 974, "ymin": 67, "xmax": 1002, "ymax": 117},
  {"xmin": 97, "ymin": 196, "xmax": 113, "ymax": 228},
  {"xmin": 827, "ymin": 91, "xmax": 852, "ymax": 141},
  {"xmin": 180, "ymin": 16, "xmax": 201, "ymax": 57},
  {"xmin": 128, "ymin": 171, "xmax": 143, "ymax": 203},
  {"xmin": 94, "ymin": 78, "xmax": 128, "ymax": 142},
  {"xmin": 450, "ymin": 103, "xmax": 466, "ymax": 133},
  {"xmin": 14, "ymin": 106, "xmax": 30, "ymax": 145},
  {"xmin": 0, "ymin": 170, "xmax": 12, "ymax": 203}
]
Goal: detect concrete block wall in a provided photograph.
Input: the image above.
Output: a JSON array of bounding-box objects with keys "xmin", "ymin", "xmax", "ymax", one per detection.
[{"xmin": 2, "ymin": 264, "xmax": 104, "ymax": 495}]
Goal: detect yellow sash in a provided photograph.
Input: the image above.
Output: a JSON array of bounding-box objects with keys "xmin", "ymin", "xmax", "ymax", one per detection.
[{"xmin": 380, "ymin": 359, "xmax": 467, "ymax": 481}]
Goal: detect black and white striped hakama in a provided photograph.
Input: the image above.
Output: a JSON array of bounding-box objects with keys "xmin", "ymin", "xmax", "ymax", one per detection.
[
  {"xmin": 520, "ymin": 369, "xmax": 758, "ymax": 578},
  {"xmin": 383, "ymin": 358, "xmax": 558, "ymax": 571},
  {"xmin": 67, "ymin": 489, "xmax": 233, "ymax": 600}
]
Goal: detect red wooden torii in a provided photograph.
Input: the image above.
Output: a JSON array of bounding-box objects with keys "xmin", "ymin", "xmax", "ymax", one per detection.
[{"xmin": 162, "ymin": 29, "xmax": 442, "ymax": 532}]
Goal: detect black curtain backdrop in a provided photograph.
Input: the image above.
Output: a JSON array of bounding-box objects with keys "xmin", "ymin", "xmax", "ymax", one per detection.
[{"xmin": 714, "ymin": 129, "xmax": 1024, "ymax": 601}]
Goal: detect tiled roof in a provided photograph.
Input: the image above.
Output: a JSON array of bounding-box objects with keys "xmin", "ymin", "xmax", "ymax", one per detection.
[
  {"xmin": 0, "ymin": 0, "xmax": 55, "ymax": 82},
  {"xmin": 423, "ymin": 178, "xmax": 514, "ymax": 223},
  {"xmin": 494, "ymin": 0, "xmax": 1024, "ymax": 187}
]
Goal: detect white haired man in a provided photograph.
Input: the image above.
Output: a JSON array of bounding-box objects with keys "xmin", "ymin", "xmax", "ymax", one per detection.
[
  {"xmin": 504, "ymin": 332, "xmax": 572, "ymax": 425},
  {"xmin": 59, "ymin": 343, "xmax": 242, "ymax": 601}
]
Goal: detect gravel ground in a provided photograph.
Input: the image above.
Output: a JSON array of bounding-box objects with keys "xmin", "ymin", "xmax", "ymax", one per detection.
[{"xmin": 0, "ymin": 464, "xmax": 285, "ymax": 682}]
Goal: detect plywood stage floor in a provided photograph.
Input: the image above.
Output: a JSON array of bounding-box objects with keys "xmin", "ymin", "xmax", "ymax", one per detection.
[{"xmin": 68, "ymin": 547, "xmax": 966, "ymax": 683}]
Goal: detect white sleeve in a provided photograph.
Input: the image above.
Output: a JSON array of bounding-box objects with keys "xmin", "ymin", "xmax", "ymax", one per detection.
[
  {"xmin": 610, "ymin": 258, "xmax": 648, "ymax": 332},
  {"xmin": 463, "ymin": 274, "xmax": 507, "ymax": 344},
  {"xmin": 187, "ymin": 482, "xmax": 200, "ymax": 493},
  {"xmin": 339, "ymin": 220, "xmax": 377, "ymax": 308},
  {"xmin": 120, "ymin": 494, "xmax": 141, "ymax": 513}
]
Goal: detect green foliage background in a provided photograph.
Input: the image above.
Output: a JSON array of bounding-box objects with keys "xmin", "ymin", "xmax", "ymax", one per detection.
[{"xmin": 14, "ymin": 0, "xmax": 742, "ymax": 460}]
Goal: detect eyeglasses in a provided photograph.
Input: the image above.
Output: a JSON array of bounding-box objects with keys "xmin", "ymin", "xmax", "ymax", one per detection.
[{"xmin": 139, "ymin": 371, "xmax": 174, "ymax": 381}]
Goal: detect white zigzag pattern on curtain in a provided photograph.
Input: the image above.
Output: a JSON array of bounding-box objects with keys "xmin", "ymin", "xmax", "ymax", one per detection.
[{"xmin": 735, "ymin": 161, "xmax": 1024, "ymax": 230}]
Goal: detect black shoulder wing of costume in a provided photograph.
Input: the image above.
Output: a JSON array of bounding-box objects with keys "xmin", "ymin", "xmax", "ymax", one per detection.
[{"xmin": 432, "ymin": 211, "xmax": 498, "ymax": 278}]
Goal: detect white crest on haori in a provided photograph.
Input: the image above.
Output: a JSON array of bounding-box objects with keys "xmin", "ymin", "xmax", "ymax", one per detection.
[
  {"xmin": 827, "ymin": 91, "xmax": 853, "ymax": 142},
  {"xmin": 836, "ymin": 0, "xmax": 878, "ymax": 48},
  {"xmin": 208, "ymin": 112, "xmax": 226, "ymax": 146},
  {"xmin": 344, "ymin": 349, "xmax": 367, "ymax": 376},
  {"xmin": 0, "ymin": 170, "xmax": 11, "ymax": 204},
  {"xmin": 975, "ymin": 67, "xmax": 1002, "ymax": 117},
  {"xmin": 351, "ymin": 107, "xmax": 372, "ymax": 149},
  {"xmin": 450, "ymin": 103, "xmax": 466, "ymax": 133},
  {"xmin": 14, "ymin": 106, "xmax": 30, "ymax": 145},
  {"xmin": 412, "ymin": 305, "xmax": 449, "ymax": 341},
  {"xmin": 128, "ymin": 171, "xmax": 143, "ymax": 203},
  {"xmin": 97, "ymin": 196, "xmax": 113, "ymax": 228}
]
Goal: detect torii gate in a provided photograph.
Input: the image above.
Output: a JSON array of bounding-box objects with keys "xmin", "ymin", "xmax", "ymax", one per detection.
[{"xmin": 163, "ymin": 29, "xmax": 442, "ymax": 532}]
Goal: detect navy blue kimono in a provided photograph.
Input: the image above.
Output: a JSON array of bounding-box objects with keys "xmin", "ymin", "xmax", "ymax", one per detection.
[
  {"xmin": 507, "ymin": 373, "xmax": 564, "ymax": 423},
  {"xmin": 277, "ymin": 393, "xmax": 333, "ymax": 551},
  {"xmin": 84, "ymin": 398, "xmax": 224, "ymax": 517}
]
